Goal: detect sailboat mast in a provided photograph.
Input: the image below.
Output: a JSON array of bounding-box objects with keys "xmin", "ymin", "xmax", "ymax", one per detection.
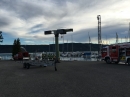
[{"xmin": 88, "ymin": 32, "xmax": 91, "ymax": 52}]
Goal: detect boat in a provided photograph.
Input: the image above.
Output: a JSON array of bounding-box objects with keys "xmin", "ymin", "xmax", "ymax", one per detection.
[
  {"xmin": 91, "ymin": 53, "xmax": 98, "ymax": 58},
  {"xmin": 60, "ymin": 52, "xmax": 68, "ymax": 57}
]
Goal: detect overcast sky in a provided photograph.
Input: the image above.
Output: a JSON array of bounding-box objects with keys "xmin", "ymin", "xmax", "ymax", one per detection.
[{"xmin": 0, "ymin": 0, "xmax": 130, "ymax": 45}]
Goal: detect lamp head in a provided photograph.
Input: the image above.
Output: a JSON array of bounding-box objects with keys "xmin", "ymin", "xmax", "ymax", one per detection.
[
  {"xmin": 57, "ymin": 28, "xmax": 73, "ymax": 34},
  {"xmin": 44, "ymin": 30, "xmax": 52, "ymax": 35}
]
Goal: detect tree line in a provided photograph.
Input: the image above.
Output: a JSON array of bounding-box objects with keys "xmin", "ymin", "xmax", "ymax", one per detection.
[{"xmin": 0, "ymin": 41, "xmax": 107, "ymax": 53}]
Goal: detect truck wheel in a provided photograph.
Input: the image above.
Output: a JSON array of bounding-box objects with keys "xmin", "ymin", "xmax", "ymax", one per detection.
[
  {"xmin": 115, "ymin": 61, "xmax": 119, "ymax": 64},
  {"xmin": 106, "ymin": 58, "xmax": 111, "ymax": 64},
  {"xmin": 23, "ymin": 63, "xmax": 27, "ymax": 68},
  {"xmin": 127, "ymin": 59, "xmax": 130, "ymax": 65},
  {"xmin": 27, "ymin": 63, "xmax": 30, "ymax": 69}
]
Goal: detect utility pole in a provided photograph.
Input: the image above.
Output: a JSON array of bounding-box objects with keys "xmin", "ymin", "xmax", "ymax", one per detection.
[{"xmin": 97, "ymin": 15, "xmax": 101, "ymax": 55}]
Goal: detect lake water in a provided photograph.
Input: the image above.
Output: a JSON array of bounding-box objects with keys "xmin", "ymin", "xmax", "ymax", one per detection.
[{"xmin": 0, "ymin": 53, "xmax": 12, "ymax": 60}]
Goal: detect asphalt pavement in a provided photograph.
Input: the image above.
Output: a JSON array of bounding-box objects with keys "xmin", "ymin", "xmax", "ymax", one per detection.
[{"xmin": 0, "ymin": 60, "xmax": 130, "ymax": 97}]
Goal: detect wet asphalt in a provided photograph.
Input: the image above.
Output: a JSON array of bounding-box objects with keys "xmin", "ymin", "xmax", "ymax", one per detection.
[{"xmin": 0, "ymin": 60, "xmax": 130, "ymax": 97}]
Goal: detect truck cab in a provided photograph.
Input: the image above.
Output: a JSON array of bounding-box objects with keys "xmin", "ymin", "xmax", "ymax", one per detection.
[
  {"xmin": 101, "ymin": 46, "xmax": 109, "ymax": 61},
  {"xmin": 102, "ymin": 43, "xmax": 130, "ymax": 65}
]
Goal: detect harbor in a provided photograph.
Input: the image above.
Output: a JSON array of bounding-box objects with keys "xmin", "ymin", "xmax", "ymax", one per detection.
[
  {"xmin": 0, "ymin": 51, "xmax": 99, "ymax": 61},
  {"xmin": 0, "ymin": 0, "xmax": 130, "ymax": 97}
]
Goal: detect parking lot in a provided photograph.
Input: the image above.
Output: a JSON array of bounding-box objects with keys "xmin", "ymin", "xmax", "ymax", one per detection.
[{"xmin": 0, "ymin": 60, "xmax": 130, "ymax": 97}]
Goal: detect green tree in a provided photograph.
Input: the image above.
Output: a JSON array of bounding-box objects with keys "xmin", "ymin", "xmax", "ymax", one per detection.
[
  {"xmin": 12, "ymin": 38, "xmax": 21, "ymax": 57},
  {"xmin": 16, "ymin": 38, "xmax": 21, "ymax": 52}
]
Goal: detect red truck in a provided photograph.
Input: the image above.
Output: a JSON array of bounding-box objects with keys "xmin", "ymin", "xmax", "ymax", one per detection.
[
  {"xmin": 101, "ymin": 43, "xmax": 130, "ymax": 64},
  {"xmin": 13, "ymin": 52, "xmax": 29, "ymax": 60}
]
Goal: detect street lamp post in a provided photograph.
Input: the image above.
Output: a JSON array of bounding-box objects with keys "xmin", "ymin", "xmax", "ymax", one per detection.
[
  {"xmin": 44, "ymin": 28, "xmax": 73, "ymax": 71},
  {"xmin": 61, "ymin": 35, "xmax": 64, "ymax": 53}
]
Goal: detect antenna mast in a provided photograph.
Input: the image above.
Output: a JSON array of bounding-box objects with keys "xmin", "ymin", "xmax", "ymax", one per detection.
[{"xmin": 97, "ymin": 15, "xmax": 101, "ymax": 55}]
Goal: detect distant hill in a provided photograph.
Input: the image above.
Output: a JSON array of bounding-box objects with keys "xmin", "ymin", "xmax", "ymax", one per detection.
[{"xmin": 0, "ymin": 43, "xmax": 108, "ymax": 53}]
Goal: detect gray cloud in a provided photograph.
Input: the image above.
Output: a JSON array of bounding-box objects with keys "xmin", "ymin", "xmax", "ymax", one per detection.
[
  {"xmin": 29, "ymin": 28, "xmax": 44, "ymax": 33},
  {"xmin": 64, "ymin": 24, "xmax": 128, "ymax": 43},
  {"xmin": 0, "ymin": 0, "xmax": 129, "ymax": 44},
  {"xmin": 0, "ymin": 16, "xmax": 11, "ymax": 27},
  {"xmin": 0, "ymin": 0, "xmax": 100, "ymax": 21},
  {"xmin": 31, "ymin": 24, "xmax": 43, "ymax": 29},
  {"xmin": 0, "ymin": 0, "xmax": 44, "ymax": 20},
  {"xmin": 29, "ymin": 24, "xmax": 44, "ymax": 33}
]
